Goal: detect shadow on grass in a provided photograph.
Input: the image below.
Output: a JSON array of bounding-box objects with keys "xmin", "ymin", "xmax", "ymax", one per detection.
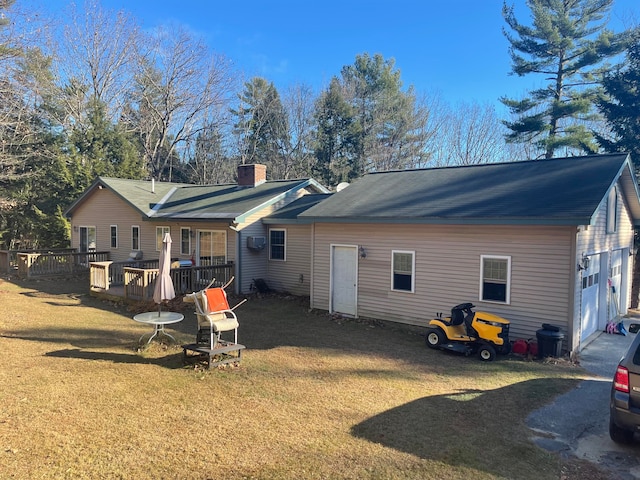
[
  {"xmin": 45, "ymin": 348, "xmax": 185, "ymax": 369},
  {"xmin": 1, "ymin": 328, "xmax": 138, "ymax": 348},
  {"xmin": 351, "ymin": 377, "xmax": 580, "ymax": 478},
  {"xmin": 3, "ymin": 277, "xmax": 566, "ymax": 374}
]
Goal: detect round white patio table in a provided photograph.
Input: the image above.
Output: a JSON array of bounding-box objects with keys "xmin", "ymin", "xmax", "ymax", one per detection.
[{"xmin": 133, "ymin": 311, "xmax": 184, "ymax": 345}]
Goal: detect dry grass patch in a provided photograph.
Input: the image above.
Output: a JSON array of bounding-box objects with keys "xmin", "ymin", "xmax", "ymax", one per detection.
[{"xmin": 0, "ymin": 277, "xmax": 612, "ymax": 479}]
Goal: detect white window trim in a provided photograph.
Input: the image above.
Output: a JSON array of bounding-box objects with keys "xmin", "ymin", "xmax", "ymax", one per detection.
[
  {"xmin": 180, "ymin": 227, "xmax": 191, "ymax": 256},
  {"xmin": 156, "ymin": 226, "xmax": 170, "ymax": 251},
  {"xmin": 269, "ymin": 228, "xmax": 286, "ymax": 261},
  {"xmin": 110, "ymin": 225, "xmax": 118, "ymax": 249},
  {"xmin": 131, "ymin": 225, "xmax": 140, "ymax": 251},
  {"xmin": 479, "ymin": 255, "xmax": 511, "ymax": 305},
  {"xmin": 391, "ymin": 250, "xmax": 415, "ymax": 293}
]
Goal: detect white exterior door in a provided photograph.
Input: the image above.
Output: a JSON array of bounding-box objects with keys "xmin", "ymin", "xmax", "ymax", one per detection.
[
  {"xmin": 580, "ymin": 254, "xmax": 600, "ymax": 342},
  {"xmin": 331, "ymin": 245, "xmax": 357, "ymax": 316}
]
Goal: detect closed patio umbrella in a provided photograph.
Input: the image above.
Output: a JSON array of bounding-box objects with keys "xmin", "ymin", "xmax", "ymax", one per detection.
[{"xmin": 153, "ymin": 232, "xmax": 176, "ymax": 315}]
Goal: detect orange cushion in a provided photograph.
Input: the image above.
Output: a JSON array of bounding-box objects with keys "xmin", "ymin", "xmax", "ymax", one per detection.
[{"xmin": 204, "ymin": 287, "xmax": 230, "ymax": 313}]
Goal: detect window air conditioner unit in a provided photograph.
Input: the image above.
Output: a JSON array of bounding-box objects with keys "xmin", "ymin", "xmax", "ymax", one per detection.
[{"xmin": 247, "ymin": 236, "xmax": 266, "ymax": 251}]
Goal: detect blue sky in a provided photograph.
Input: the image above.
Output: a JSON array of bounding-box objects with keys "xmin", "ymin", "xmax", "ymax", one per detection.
[{"xmin": 39, "ymin": 0, "xmax": 638, "ymax": 110}]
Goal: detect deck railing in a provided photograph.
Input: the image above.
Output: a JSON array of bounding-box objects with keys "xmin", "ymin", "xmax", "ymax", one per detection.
[
  {"xmin": 0, "ymin": 248, "xmax": 77, "ymax": 274},
  {"xmin": 110, "ymin": 259, "xmax": 160, "ymax": 286},
  {"xmin": 90, "ymin": 262, "xmax": 235, "ymax": 301},
  {"xmin": 17, "ymin": 251, "xmax": 109, "ymax": 278}
]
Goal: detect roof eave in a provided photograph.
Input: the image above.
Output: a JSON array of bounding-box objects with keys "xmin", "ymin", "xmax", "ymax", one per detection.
[
  {"xmin": 299, "ymin": 216, "xmax": 592, "ymax": 226},
  {"xmin": 620, "ymin": 156, "xmax": 640, "ymax": 221},
  {"xmin": 262, "ymin": 218, "xmax": 304, "ymax": 225},
  {"xmin": 63, "ymin": 177, "xmax": 105, "ymax": 218}
]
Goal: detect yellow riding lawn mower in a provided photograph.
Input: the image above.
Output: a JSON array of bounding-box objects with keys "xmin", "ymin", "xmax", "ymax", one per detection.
[{"xmin": 425, "ymin": 303, "xmax": 511, "ymax": 361}]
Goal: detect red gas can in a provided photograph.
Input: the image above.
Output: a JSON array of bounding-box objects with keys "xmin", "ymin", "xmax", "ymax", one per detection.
[{"xmin": 512, "ymin": 339, "xmax": 528, "ymax": 355}]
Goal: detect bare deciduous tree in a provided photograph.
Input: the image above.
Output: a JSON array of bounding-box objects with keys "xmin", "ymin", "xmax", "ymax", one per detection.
[
  {"xmin": 0, "ymin": 2, "xmax": 53, "ymax": 177},
  {"xmin": 280, "ymin": 82, "xmax": 316, "ymax": 179},
  {"xmin": 426, "ymin": 100, "xmax": 511, "ymax": 166},
  {"xmin": 126, "ymin": 25, "xmax": 234, "ymax": 180},
  {"xmin": 56, "ymin": 0, "xmax": 139, "ymax": 125}
]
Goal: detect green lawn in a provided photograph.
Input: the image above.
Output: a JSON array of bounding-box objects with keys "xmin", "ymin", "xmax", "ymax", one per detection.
[{"xmin": 0, "ymin": 276, "xmax": 610, "ymax": 479}]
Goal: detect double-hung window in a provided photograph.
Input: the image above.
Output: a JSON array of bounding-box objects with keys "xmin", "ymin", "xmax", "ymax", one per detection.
[
  {"xmin": 269, "ymin": 229, "xmax": 286, "ymax": 261},
  {"xmin": 392, "ymin": 250, "xmax": 415, "ymax": 293},
  {"xmin": 131, "ymin": 226, "xmax": 140, "ymax": 251},
  {"xmin": 180, "ymin": 228, "xmax": 191, "ymax": 255},
  {"xmin": 480, "ymin": 255, "xmax": 511, "ymax": 304},
  {"xmin": 110, "ymin": 225, "xmax": 118, "ymax": 249},
  {"xmin": 156, "ymin": 226, "xmax": 170, "ymax": 251}
]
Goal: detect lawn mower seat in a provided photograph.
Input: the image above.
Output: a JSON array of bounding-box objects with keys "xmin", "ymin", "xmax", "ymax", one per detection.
[
  {"xmin": 450, "ymin": 308, "xmax": 464, "ymax": 326},
  {"xmin": 463, "ymin": 311, "xmax": 477, "ymax": 338}
]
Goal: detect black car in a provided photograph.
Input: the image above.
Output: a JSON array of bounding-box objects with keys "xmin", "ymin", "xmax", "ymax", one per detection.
[{"xmin": 609, "ymin": 328, "xmax": 640, "ymax": 444}]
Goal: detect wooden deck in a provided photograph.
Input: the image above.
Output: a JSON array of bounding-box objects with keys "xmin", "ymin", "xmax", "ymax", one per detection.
[{"xmin": 89, "ymin": 262, "xmax": 235, "ymax": 302}]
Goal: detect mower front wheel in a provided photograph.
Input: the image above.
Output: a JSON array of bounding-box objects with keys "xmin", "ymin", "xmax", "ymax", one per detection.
[
  {"xmin": 425, "ymin": 328, "xmax": 445, "ymax": 349},
  {"xmin": 478, "ymin": 343, "xmax": 496, "ymax": 361}
]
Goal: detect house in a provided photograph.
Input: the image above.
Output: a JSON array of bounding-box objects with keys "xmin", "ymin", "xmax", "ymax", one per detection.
[
  {"xmin": 299, "ymin": 153, "xmax": 640, "ymax": 354},
  {"xmin": 261, "ymin": 193, "xmax": 332, "ymax": 296},
  {"xmin": 64, "ymin": 164, "xmax": 330, "ymax": 294}
]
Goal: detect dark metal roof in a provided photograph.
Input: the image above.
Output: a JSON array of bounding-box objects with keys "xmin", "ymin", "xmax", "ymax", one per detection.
[{"xmin": 300, "ymin": 154, "xmax": 640, "ymax": 226}]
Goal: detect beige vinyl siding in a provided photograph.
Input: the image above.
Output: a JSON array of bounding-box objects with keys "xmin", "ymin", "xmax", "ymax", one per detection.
[
  {"xmin": 235, "ymin": 190, "xmax": 313, "ymax": 293},
  {"xmin": 238, "ymin": 209, "xmax": 269, "ymax": 293},
  {"xmin": 266, "ymin": 224, "xmax": 312, "ymax": 296},
  {"xmin": 70, "ymin": 188, "xmax": 144, "ymax": 262},
  {"xmin": 311, "ymin": 223, "xmax": 574, "ymax": 341},
  {"xmin": 69, "ymin": 188, "xmax": 237, "ymax": 264},
  {"xmin": 572, "ymin": 184, "xmax": 634, "ymax": 350}
]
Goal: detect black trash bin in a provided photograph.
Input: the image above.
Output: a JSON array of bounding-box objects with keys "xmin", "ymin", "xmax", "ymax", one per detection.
[{"xmin": 536, "ymin": 324, "xmax": 564, "ymax": 358}]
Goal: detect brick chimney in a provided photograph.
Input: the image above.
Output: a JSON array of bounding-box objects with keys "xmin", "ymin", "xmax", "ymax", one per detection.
[{"xmin": 237, "ymin": 164, "xmax": 267, "ymax": 187}]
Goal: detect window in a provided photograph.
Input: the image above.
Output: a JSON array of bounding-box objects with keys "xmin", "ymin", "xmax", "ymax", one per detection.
[
  {"xmin": 392, "ymin": 250, "xmax": 415, "ymax": 293},
  {"xmin": 110, "ymin": 225, "xmax": 118, "ymax": 249},
  {"xmin": 197, "ymin": 230, "xmax": 227, "ymax": 265},
  {"xmin": 79, "ymin": 226, "xmax": 97, "ymax": 252},
  {"xmin": 156, "ymin": 226, "xmax": 170, "ymax": 250},
  {"xmin": 480, "ymin": 255, "xmax": 511, "ymax": 304},
  {"xmin": 269, "ymin": 229, "xmax": 286, "ymax": 260},
  {"xmin": 607, "ymin": 187, "xmax": 618, "ymax": 233},
  {"xmin": 181, "ymin": 228, "xmax": 191, "ymax": 256},
  {"xmin": 132, "ymin": 226, "xmax": 140, "ymax": 251}
]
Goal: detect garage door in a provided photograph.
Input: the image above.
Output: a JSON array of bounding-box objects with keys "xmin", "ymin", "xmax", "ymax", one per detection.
[
  {"xmin": 610, "ymin": 250, "xmax": 623, "ymax": 318},
  {"xmin": 581, "ymin": 254, "xmax": 600, "ymax": 343}
]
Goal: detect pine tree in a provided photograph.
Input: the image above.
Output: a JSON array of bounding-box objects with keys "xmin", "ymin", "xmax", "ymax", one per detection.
[
  {"xmin": 502, "ymin": 0, "xmax": 629, "ymax": 158},
  {"xmin": 596, "ymin": 34, "xmax": 640, "ymax": 168},
  {"xmin": 69, "ymin": 98, "xmax": 144, "ymax": 179},
  {"xmin": 312, "ymin": 78, "xmax": 362, "ymax": 186},
  {"xmin": 231, "ymin": 77, "xmax": 291, "ymax": 178},
  {"xmin": 339, "ymin": 53, "xmax": 428, "ymax": 172}
]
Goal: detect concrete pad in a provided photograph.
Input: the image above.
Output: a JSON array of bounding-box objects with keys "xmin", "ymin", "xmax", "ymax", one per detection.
[{"xmin": 527, "ymin": 318, "xmax": 640, "ymax": 478}]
